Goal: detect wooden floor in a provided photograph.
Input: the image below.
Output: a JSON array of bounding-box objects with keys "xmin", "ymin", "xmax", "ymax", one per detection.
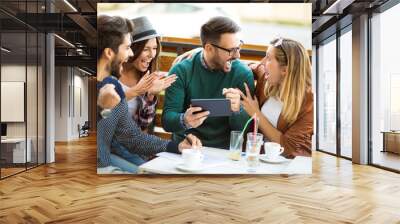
[
  {"xmin": 1, "ymin": 135, "xmax": 400, "ymax": 223},
  {"xmin": 372, "ymin": 150, "xmax": 400, "ymax": 171},
  {"xmin": 1, "ymin": 164, "xmax": 45, "ymax": 178},
  {"xmin": 1, "ymin": 167, "xmax": 26, "ymax": 178}
]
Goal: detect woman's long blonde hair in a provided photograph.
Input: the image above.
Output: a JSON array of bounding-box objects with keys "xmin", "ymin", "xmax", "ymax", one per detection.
[{"xmin": 264, "ymin": 38, "xmax": 312, "ymax": 126}]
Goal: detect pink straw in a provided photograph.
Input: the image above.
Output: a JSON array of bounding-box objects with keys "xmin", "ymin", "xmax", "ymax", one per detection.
[{"xmin": 253, "ymin": 114, "xmax": 257, "ymax": 142}]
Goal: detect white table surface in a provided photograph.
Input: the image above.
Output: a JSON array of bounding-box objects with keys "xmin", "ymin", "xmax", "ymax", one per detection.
[{"xmin": 138, "ymin": 147, "xmax": 312, "ymax": 174}]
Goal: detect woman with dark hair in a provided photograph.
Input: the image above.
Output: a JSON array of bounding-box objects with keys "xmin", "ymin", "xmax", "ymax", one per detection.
[
  {"xmin": 108, "ymin": 16, "xmax": 178, "ymax": 167},
  {"xmin": 119, "ymin": 16, "xmax": 177, "ymax": 131},
  {"xmin": 97, "ymin": 15, "xmax": 202, "ymax": 174}
]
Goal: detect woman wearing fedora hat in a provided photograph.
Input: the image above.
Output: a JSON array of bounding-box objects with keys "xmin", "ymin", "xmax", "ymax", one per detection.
[
  {"xmin": 108, "ymin": 16, "xmax": 178, "ymax": 164},
  {"xmin": 119, "ymin": 16, "xmax": 177, "ymax": 132}
]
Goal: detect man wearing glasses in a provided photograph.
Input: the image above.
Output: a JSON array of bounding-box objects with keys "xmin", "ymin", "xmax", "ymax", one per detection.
[{"xmin": 162, "ymin": 16, "xmax": 255, "ymax": 149}]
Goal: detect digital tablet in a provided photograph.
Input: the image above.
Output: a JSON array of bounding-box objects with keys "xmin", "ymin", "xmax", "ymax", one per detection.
[{"xmin": 190, "ymin": 99, "xmax": 232, "ymax": 117}]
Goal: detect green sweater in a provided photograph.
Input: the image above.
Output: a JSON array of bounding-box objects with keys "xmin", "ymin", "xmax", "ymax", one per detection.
[{"xmin": 162, "ymin": 50, "xmax": 255, "ymax": 149}]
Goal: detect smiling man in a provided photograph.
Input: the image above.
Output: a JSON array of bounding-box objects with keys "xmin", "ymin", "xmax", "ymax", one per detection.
[
  {"xmin": 96, "ymin": 15, "xmax": 202, "ymax": 174},
  {"xmin": 162, "ymin": 16, "xmax": 255, "ymax": 149}
]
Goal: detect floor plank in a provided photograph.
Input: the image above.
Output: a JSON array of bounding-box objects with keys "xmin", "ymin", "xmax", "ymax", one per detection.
[{"xmin": 0, "ymin": 135, "xmax": 399, "ymax": 223}]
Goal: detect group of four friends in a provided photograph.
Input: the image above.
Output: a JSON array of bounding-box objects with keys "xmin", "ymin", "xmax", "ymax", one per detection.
[{"xmin": 96, "ymin": 15, "xmax": 313, "ymax": 173}]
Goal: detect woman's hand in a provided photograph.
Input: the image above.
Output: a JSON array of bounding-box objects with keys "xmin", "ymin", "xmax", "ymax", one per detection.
[
  {"xmin": 239, "ymin": 82, "xmax": 261, "ymax": 117},
  {"xmin": 248, "ymin": 59, "xmax": 265, "ymax": 81},
  {"xmin": 125, "ymin": 71, "xmax": 156, "ymax": 100},
  {"xmin": 147, "ymin": 72, "xmax": 177, "ymax": 95},
  {"xmin": 172, "ymin": 48, "xmax": 202, "ymax": 66}
]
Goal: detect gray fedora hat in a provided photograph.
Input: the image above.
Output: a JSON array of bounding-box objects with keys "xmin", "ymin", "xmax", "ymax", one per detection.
[{"xmin": 131, "ymin": 16, "xmax": 160, "ymax": 43}]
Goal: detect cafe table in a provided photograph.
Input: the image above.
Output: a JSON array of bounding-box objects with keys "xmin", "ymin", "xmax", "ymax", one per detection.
[{"xmin": 138, "ymin": 147, "xmax": 312, "ymax": 174}]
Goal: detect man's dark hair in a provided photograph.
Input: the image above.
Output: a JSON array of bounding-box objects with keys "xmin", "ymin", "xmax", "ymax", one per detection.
[
  {"xmin": 97, "ymin": 15, "xmax": 134, "ymax": 59},
  {"xmin": 200, "ymin": 16, "xmax": 240, "ymax": 47}
]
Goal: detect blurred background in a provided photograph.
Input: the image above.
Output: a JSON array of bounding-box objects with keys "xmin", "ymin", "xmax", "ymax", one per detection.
[{"xmin": 97, "ymin": 3, "xmax": 311, "ymax": 50}]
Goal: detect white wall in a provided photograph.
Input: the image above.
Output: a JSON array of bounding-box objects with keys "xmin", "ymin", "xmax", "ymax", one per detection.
[
  {"xmin": 71, "ymin": 72, "xmax": 89, "ymax": 139},
  {"xmin": 54, "ymin": 67, "xmax": 89, "ymax": 141},
  {"xmin": 1, "ymin": 64, "xmax": 45, "ymax": 163},
  {"xmin": 1, "ymin": 65, "xmax": 29, "ymax": 138},
  {"xmin": 54, "ymin": 66, "xmax": 69, "ymax": 141}
]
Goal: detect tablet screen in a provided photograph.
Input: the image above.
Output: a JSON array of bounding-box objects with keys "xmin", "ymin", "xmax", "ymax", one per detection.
[{"xmin": 190, "ymin": 99, "xmax": 232, "ymax": 117}]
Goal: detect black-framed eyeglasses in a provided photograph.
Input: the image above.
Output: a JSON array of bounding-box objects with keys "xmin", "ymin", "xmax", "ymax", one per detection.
[
  {"xmin": 211, "ymin": 40, "xmax": 244, "ymax": 56},
  {"xmin": 272, "ymin": 37, "xmax": 288, "ymax": 63}
]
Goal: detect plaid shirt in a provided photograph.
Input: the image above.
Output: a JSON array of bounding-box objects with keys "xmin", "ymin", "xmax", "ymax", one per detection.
[{"xmin": 119, "ymin": 81, "xmax": 157, "ymax": 130}]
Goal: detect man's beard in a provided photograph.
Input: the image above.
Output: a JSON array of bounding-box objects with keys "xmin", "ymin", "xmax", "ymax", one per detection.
[
  {"xmin": 110, "ymin": 57, "xmax": 122, "ymax": 78},
  {"xmin": 210, "ymin": 54, "xmax": 232, "ymax": 73}
]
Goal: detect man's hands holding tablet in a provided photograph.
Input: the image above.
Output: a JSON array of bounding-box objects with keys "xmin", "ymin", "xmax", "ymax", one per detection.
[
  {"xmin": 183, "ymin": 88, "xmax": 242, "ymax": 129},
  {"xmin": 183, "ymin": 107, "xmax": 210, "ymax": 128}
]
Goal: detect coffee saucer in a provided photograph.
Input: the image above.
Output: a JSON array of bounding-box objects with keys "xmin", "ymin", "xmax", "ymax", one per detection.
[
  {"xmin": 259, "ymin": 155, "xmax": 291, "ymax": 164},
  {"xmin": 176, "ymin": 163, "xmax": 204, "ymax": 173}
]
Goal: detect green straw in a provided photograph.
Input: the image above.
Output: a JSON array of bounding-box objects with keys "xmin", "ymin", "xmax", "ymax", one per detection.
[{"xmin": 233, "ymin": 115, "xmax": 256, "ymax": 150}]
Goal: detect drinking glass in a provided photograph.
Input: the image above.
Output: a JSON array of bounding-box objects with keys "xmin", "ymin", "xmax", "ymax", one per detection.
[
  {"xmin": 229, "ymin": 131, "xmax": 243, "ymax": 161},
  {"xmin": 245, "ymin": 133, "xmax": 263, "ymax": 172}
]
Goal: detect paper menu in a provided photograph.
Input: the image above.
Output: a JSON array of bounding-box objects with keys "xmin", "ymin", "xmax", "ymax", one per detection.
[{"xmin": 156, "ymin": 152, "xmax": 229, "ymax": 168}]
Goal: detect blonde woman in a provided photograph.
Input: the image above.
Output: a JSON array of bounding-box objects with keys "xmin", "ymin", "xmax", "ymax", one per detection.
[{"xmin": 240, "ymin": 38, "xmax": 313, "ymax": 158}]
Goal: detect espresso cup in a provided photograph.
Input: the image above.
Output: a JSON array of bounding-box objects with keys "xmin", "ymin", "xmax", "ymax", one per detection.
[
  {"xmin": 182, "ymin": 149, "xmax": 204, "ymax": 168},
  {"xmin": 264, "ymin": 142, "xmax": 284, "ymax": 160}
]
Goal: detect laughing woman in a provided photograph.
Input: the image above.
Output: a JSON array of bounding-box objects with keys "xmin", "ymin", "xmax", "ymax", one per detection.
[
  {"xmin": 240, "ymin": 38, "xmax": 313, "ymax": 158},
  {"xmin": 109, "ymin": 16, "xmax": 177, "ymax": 168},
  {"xmin": 119, "ymin": 16, "xmax": 177, "ymax": 132}
]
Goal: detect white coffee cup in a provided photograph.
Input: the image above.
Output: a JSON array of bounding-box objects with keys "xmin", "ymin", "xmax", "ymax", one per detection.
[
  {"xmin": 182, "ymin": 149, "xmax": 204, "ymax": 168},
  {"xmin": 264, "ymin": 142, "xmax": 284, "ymax": 160}
]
